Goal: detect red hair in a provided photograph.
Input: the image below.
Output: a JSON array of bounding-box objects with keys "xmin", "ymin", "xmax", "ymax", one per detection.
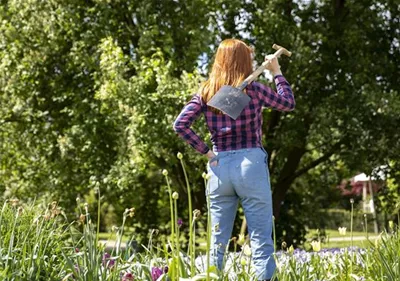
[{"xmin": 200, "ymin": 39, "xmax": 253, "ymax": 104}]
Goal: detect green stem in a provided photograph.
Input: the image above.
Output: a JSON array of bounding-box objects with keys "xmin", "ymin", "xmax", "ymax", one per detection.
[
  {"xmin": 165, "ymin": 175, "xmax": 175, "ymax": 244},
  {"xmin": 0, "ymin": 201, "xmax": 8, "ymax": 250},
  {"xmin": 350, "ymin": 199, "xmax": 354, "ymax": 274},
  {"xmin": 273, "ymin": 216, "xmax": 276, "ymax": 253},
  {"xmin": 96, "ymin": 188, "xmax": 101, "ymax": 251},
  {"xmin": 174, "ymin": 199, "xmax": 180, "ymax": 277},
  {"xmin": 180, "ymin": 158, "xmax": 194, "ymax": 276},
  {"xmin": 350, "ymin": 201, "xmax": 354, "ymax": 248},
  {"xmin": 205, "ymin": 180, "xmax": 211, "ymax": 281}
]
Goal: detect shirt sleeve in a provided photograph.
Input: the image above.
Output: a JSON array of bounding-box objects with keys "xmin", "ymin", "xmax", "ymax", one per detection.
[
  {"xmin": 173, "ymin": 94, "xmax": 210, "ymax": 154},
  {"xmin": 253, "ymin": 75, "xmax": 295, "ymax": 111}
]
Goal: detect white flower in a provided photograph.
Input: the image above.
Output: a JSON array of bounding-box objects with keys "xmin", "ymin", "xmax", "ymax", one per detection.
[
  {"xmin": 338, "ymin": 227, "xmax": 347, "ymax": 235},
  {"xmin": 243, "ymin": 244, "xmax": 252, "ymax": 256},
  {"xmin": 172, "ymin": 192, "xmax": 179, "ymax": 200}
]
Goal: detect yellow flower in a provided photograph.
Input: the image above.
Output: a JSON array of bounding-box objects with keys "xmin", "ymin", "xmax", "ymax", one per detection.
[
  {"xmin": 202, "ymin": 172, "xmax": 211, "ymax": 180},
  {"xmin": 240, "ymin": 257, "xmax": 247, "ymax": 266},
  {"xmin": 237, "ymin": 233, "xmax": 245, "ymax": 246},
  {"xmin": 288, "ymin": 245, "xmax": 294, "ymax": 255},
  {"xmin": 310, "ymin": 240, "xmax": 321, "ymax": 252}
]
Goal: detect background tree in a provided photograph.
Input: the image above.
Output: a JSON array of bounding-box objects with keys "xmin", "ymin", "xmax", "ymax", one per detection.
[{"xmin": 1, "ymin": 0, "xmax": 399, "ymax": 246}]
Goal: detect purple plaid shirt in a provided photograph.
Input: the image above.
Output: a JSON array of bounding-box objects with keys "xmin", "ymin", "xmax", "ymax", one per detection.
[{"xmin": 173, "ymin": 75, "xmax": 295, "ymax": 154}]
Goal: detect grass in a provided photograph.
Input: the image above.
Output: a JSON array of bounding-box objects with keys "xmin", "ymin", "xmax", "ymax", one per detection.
[
  {"xmin": 306, "ymin": 228, "xmax": 378, "ymax": 249},
  {"xmin": 1, "ymin": 154, "xmax": 399, "ymax": 281}
]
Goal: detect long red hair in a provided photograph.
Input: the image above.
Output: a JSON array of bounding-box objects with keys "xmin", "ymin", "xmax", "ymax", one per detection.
[{"xmin": 200, "ymin": 39, "xmax": 254, "ymax": 104}]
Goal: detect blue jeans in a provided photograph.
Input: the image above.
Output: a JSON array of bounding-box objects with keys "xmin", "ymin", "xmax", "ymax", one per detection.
[{"xmin": 206, "ymin": 147, "xmax": 276, "ymax": 280}]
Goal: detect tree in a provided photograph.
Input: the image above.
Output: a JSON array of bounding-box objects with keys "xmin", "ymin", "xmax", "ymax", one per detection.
[{"xmin": 1, "ymin": 0, "xmax": 399, "ymax": 246}]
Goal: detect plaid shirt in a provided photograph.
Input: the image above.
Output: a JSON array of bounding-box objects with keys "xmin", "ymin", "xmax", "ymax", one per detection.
[{"xmin": 173, "ymin": 75, "xmax": 295, "ymax": 154}]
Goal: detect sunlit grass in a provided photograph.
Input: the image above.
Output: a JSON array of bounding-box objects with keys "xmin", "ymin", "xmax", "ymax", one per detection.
[{"xmin": 1, "ymin": 153, "xmax": 399, "ymax": 281}]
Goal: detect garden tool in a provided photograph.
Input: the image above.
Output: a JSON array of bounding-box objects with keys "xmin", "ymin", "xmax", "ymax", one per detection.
[{"xmin": 207, "ymin": 44, "xmax": 292, "ymax": 120}]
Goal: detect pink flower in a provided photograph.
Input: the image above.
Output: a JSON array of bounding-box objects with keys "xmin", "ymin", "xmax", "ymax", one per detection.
[
  {"xmin": 121, "ymin": 272, "xmax": 134, "ymax": 281},
  {"xmin": 151, "ymin": 267, "xmax": 163, "ymax": 281},
  {"xmin": 102, "ymin": 252, "xmax": 115, "ymax": 268}
]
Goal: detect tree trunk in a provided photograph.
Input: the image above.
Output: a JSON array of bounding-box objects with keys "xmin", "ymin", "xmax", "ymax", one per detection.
[{"xmin": 272, "ymin": 147, "xmax": 306, "ymax": 219}]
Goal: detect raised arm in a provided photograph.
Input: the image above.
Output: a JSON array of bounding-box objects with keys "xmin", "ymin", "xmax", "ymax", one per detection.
[
  {"xmin": 254, "ymin": 55, "xmax": 296, "ymax": 111},
  {"xmin": 173, "ymin": 94, "xmax": 210, "ymax": 154},
  {"xmin": 253, "ymin": 76, "xmax": 295, "ymax": 111}
]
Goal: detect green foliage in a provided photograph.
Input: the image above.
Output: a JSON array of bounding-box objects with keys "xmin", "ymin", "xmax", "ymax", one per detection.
[
  {"xmin": 0, "ymin": 200, "xmax": 68, "ymax": 280},
  {"xmin": 0, "ymin": 0, "xmax": 399, "ymax": 246}
]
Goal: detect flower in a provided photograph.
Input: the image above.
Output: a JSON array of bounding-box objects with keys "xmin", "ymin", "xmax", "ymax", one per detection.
[
  {"xmin": 151, "ymin": 266, "xmax": 163, "ymax": 281},
  {"xmin": 163, "ymin": 266, "xmax": 169, "ymax": 273},
  {"xmin": 177, "ymin": 152, "xmax": 183, "ymax": 159},
  {"xmin": 288, "ymin": 245, "xmax": 294, "ymax": 255},
  {"xmin": 102, "ymin": 252, "xmax": 115, "ymax": 268},
  {"xmin": 9, "ymin": 198, "xmax": 19, "ymax": 207},
  {"xmin": 121, "ymin": 272, "xmax": 134, "ymax": 281},
  {"xmin": 310, "ymin": 240, "xmax": 321, "ymax": 252},
  {"xmin": 162, "ymin": 169, "xmax": 168, "ymax": 176},
  {"xmin": 177, "ymin": 218, "xmax": 183, "ymax": 227},
  {"xmin": 128, "ymin": 207, "xmax": 135, "ymax": 217},
  {"xmin": 243, "ymin": 244, "xmax": 252, "ymax": 256},
  {"xmin": 79, "ymin": 213, "xmax": 86, "ymax": 224},
  {"xmin": 172, "ymin": 192, "xmax": 179, "ymax": 200},
  {"xmin": 193, "ymin": 209, "xmax": 201, "ymax": 220},
  {"xmin": 237, "ymin": 233, "xmax": 245, "ymax": 246},
  {"xmin": 202, "ymin": 172, "xmax": 210, "ymax": 180},
  {"xmin": 338, "ymin": 227, "xmax": 347, "ymax": 236}
]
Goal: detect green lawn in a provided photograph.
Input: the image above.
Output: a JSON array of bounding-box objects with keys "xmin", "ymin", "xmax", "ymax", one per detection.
[
  {"xmin": 306, "ymin": 228, "xmax": 379, "ymax": 249},
  {"xmin": 98, "ymin": 228, "xmax": 380, "ymax": 251}
]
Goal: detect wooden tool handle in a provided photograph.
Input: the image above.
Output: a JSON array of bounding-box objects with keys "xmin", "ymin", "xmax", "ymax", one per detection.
[{"xmin": 239, "ymin": 44, "xmax": 292, "ymax": 88}]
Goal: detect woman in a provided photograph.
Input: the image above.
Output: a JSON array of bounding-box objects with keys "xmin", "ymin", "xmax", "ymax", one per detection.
[{"xmin": 173, "ymin": 38, "xmax": 295, "ymax": 281}]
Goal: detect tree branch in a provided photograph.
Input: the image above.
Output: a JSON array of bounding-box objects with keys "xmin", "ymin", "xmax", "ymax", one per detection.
[{"xmin": 289, "ymin": 140, "xmax": 344, "ymax": 182}]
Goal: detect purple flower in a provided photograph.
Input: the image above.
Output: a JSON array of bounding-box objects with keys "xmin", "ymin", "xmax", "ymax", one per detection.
[
  {"xmin": 163, "ymin": 266, "xmax": 169, "ymax": 273},
  {"xmin": 151, "ymin": 266, "xmax": 163, "ymax": 281},
  {"xmin": 177, "ymin": 218, "xmax": 183, "ymax": 227},
  {"xmin": 102, "ymin": 252, "xmax": 115, "ymax": 268},
  {"xmin": 121, "ymin": 272, "xmax": 134, "ymax": 281}
]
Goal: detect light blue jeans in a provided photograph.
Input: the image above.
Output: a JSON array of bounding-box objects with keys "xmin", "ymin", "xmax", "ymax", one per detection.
[{"xmin": 206, "ymin": 147, "xmax": 275, "ymax": 280}]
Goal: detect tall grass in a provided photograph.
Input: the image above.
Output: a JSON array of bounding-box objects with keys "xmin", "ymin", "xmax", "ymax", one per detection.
[{"xmin": 0, "ymin": 155, "xmax": 399, "ymax": 280}]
